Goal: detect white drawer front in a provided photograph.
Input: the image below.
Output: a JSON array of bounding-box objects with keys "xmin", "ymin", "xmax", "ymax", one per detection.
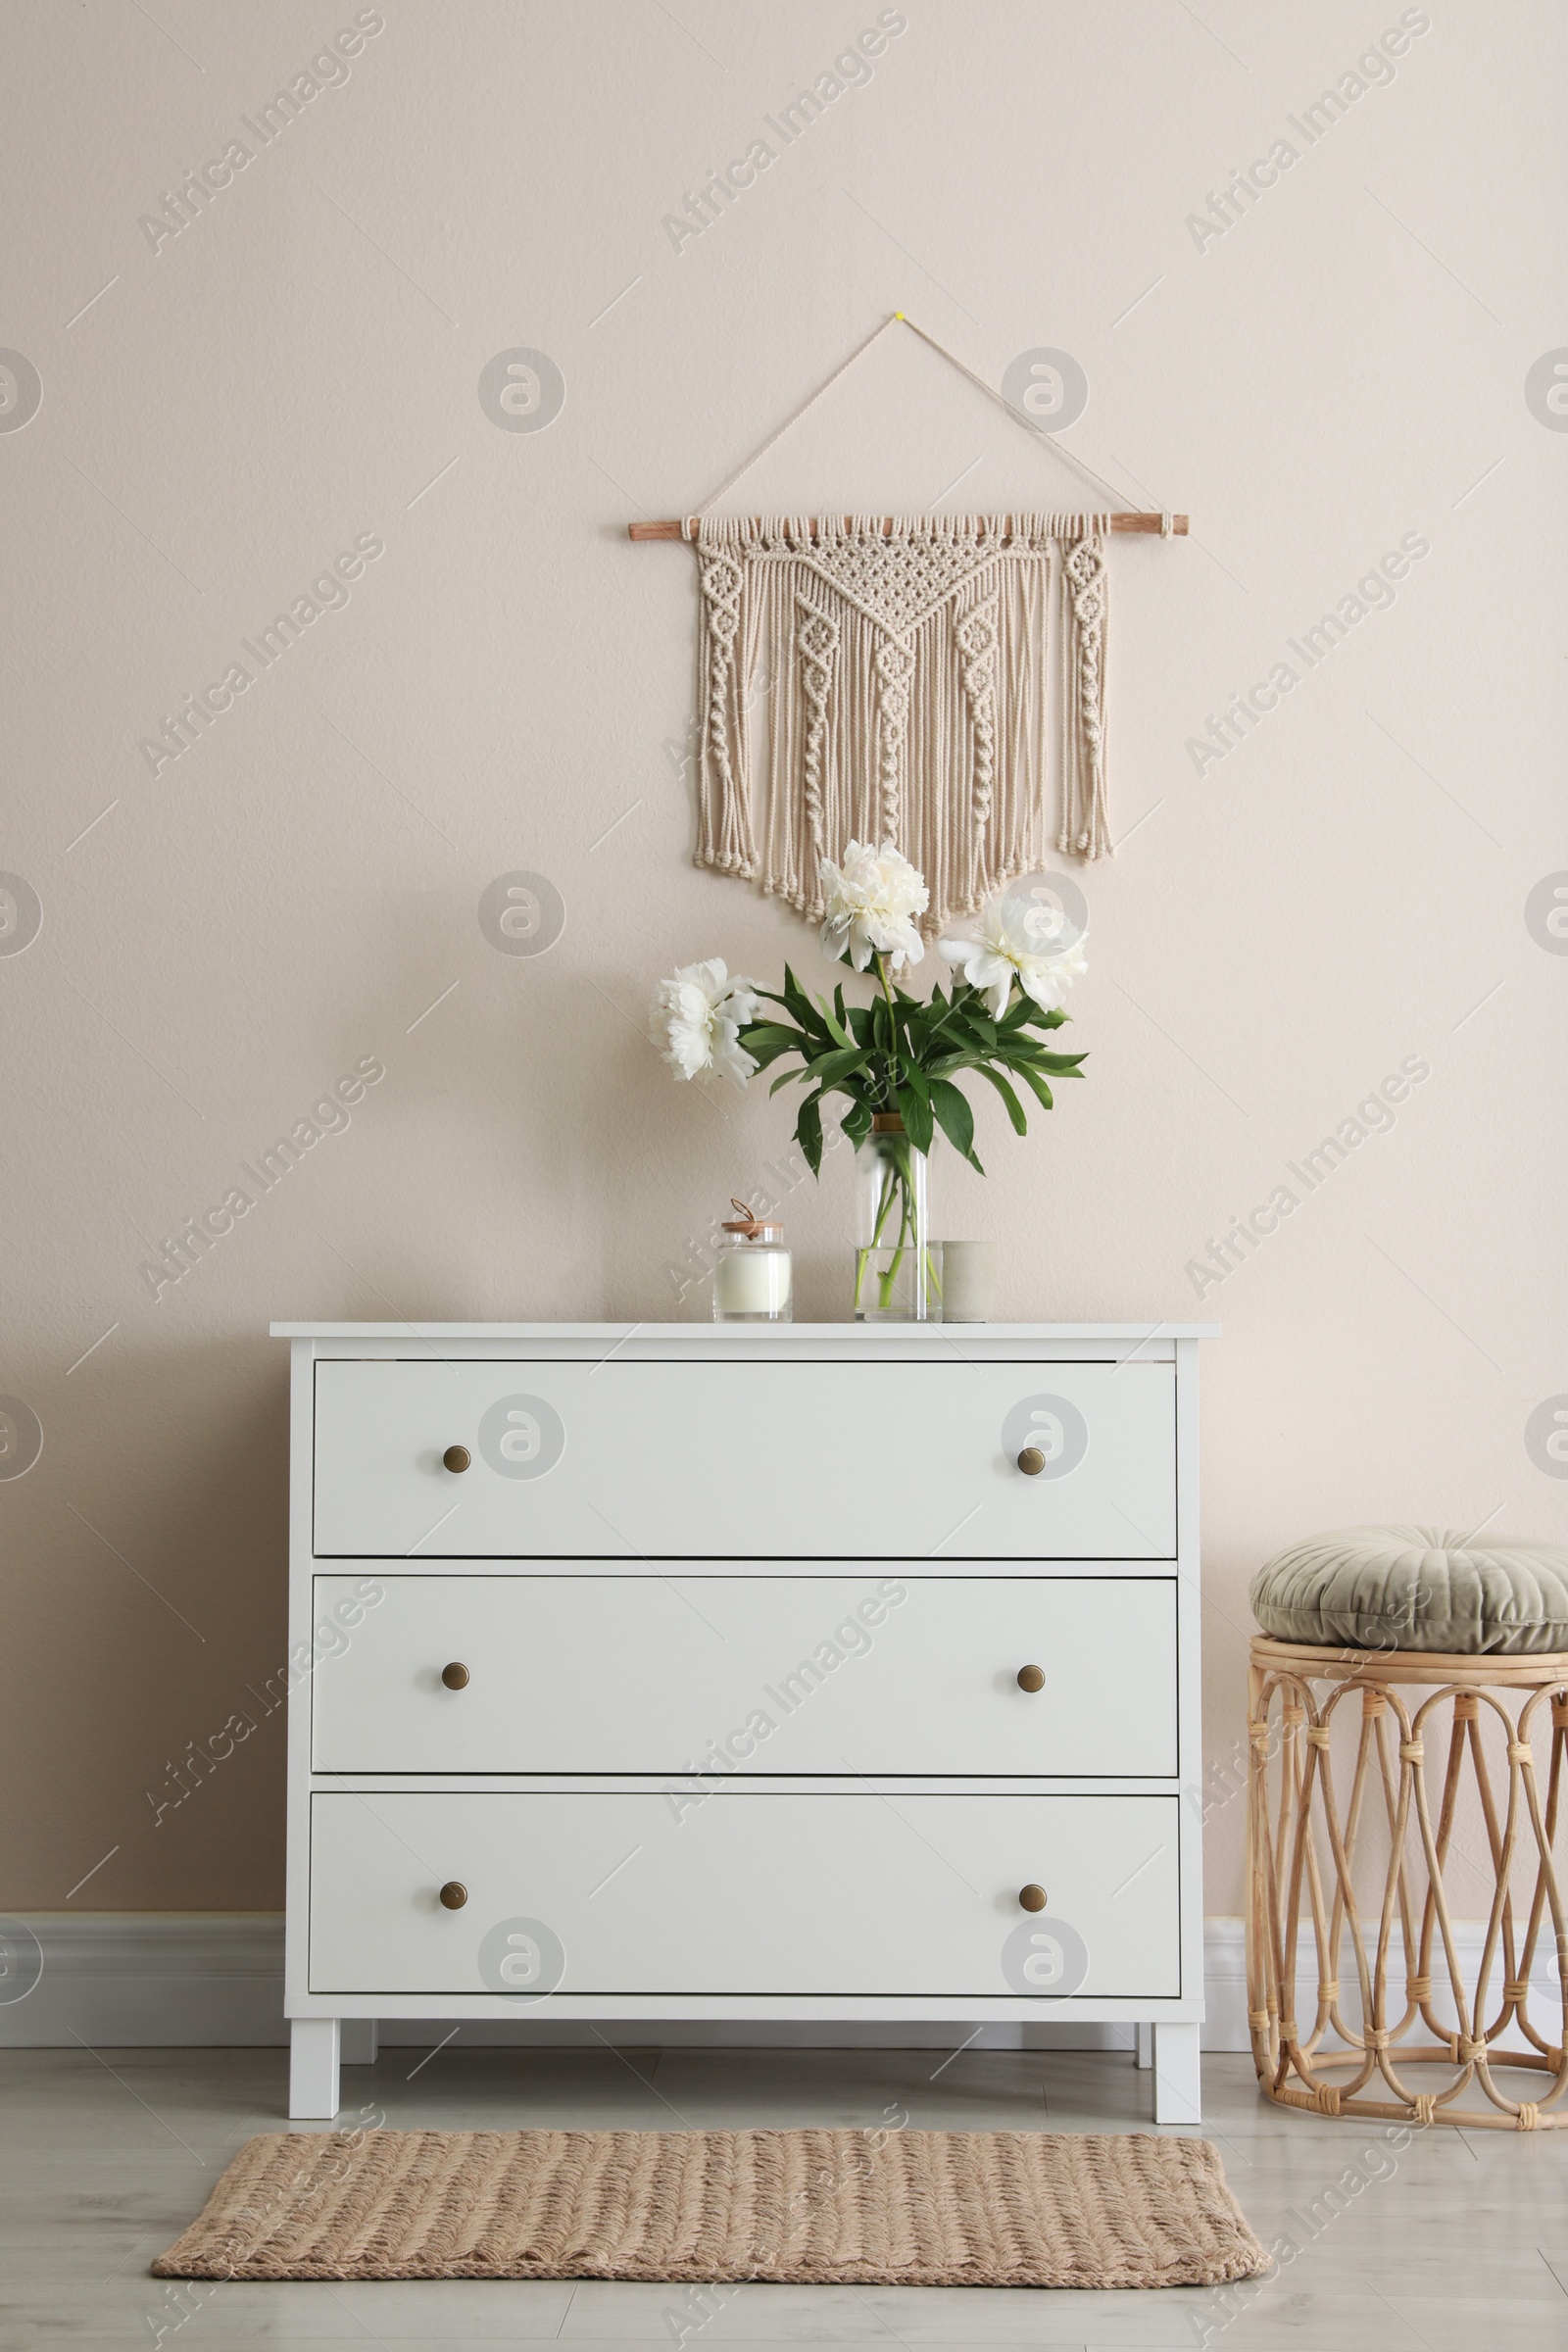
[
  {"xmin": 307, "ymin": 1790, "xmax": 1181, "ymax": 1996},
  {"xmin": 311, "ymin": 1358, "xmax": 1176, "ymax": 1559},
  {"xmin": 312, "ymin": 1573, "xmax": 1177, "ymax": 1776}
]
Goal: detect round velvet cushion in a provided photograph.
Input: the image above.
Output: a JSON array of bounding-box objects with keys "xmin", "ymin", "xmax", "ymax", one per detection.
[{"xmin": 1250, "ymin": 1526, "xmax": 1568, "ymax": 1655}]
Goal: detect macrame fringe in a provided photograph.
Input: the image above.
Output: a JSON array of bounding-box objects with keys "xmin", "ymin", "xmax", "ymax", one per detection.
[{"xmin": 692, "ymin": 513, "xmax": 1111, "ymax": 933}]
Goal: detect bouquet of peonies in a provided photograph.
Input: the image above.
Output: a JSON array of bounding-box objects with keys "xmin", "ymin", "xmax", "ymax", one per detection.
[{"xmin": 651, "ymin": 842, "xmax": 1088, "ymax": 1177}]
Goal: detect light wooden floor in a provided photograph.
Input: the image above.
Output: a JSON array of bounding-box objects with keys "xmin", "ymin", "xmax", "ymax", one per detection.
[{"xmin": 2, "ymin": 2043, "xmax": 1566, "ymax": 2348}]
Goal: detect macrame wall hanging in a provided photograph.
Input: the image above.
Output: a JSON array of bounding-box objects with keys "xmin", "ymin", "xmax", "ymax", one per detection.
[{"xmin": 630, "ymin": 314, "xmax": 1187, "ymax": 934}]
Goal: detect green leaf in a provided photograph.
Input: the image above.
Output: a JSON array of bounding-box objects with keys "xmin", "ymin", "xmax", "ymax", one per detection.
[
  {"xmin": 995, "ymin": 1039, "xmax": 1085, "ymax": 1077},
  {"xmin": 768, "ymin": 1067, "xmax": 808, "ymax": 1096},
  {"xmin": 920, "ymin": 990, "xmax": 965, "ymax": 1050},
  {"xmin": 744, "ymin": 1039, "xmax": 795, "ymax": 1072},
  {"xmin": 814, "ymin": 995, "xmax": 855, "ymax": 1052},
  {"xmin": 840, "ymin": 1098, "xmax": 873, "ymax": 1149},
  {"xmin": 795, "ymin": 1090, "xmax": 824, "ymax": 1176},
  {"xmin": 1012, "ymin": 1061, "xmax": 1054, "ymax": 1112},
  {"xmin": 778, "ymin": 967, "xmax": 832, "ymax": 1040},
  {"xmin": 974, "ymin": 1063, "xmax": 1028, "ymax": 1135},
  {"xmin": 897, "ymin": 1083, "xmax": 935, "ymax": 1155},
  {"xmin": 928, "ymin": 1077, "xmax": 984, "ymax": 1173},
  {"xmin": 806, "ymin": 1046, "xmax": 869, "ymax": 1085},
  {"xmin": 742, "ymin": 1023, "xmax": 807, "ymax": 1050}
]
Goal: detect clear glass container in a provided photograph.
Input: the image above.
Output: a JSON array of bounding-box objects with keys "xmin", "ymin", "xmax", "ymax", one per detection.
[
  {"xmin": 934, "ymin": 1238, "xmax": 995, "ymax": 1322},
  {"xmin": 853, "ymin": 1114, "xmax": 937, "ymax": 1321},
  {"xmin": 712, "ymin": 1200, "xmax": 792, "ymax": 1323}
]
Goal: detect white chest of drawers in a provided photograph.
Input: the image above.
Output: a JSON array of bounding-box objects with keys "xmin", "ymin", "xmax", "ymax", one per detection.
[{"xmin": 273, "ymin": 1322, "xmax": 1214, "ymax": 2124}]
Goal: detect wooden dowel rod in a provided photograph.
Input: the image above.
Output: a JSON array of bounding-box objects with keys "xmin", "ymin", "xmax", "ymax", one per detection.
[{"xmin": 628, "ymin": 514, "xmax": 1188, "ymax": 541}]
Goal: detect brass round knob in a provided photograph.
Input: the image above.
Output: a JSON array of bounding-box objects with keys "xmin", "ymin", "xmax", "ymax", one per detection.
[
  {"xmin": 441, "ymin": 1662, "xmax": 470, "ymax": 1690},
  {"xmin": 1018, "ymin": 1884, "xmax": 1048, "ymax": 1912},
  {"xmin": 1016, "ymin": 1664, "xmax": 1045, "ymax": 1693},
  {"xmin": 442, "ymin": 1445, "xmax": 471, "ymax": 1474},
  {"xmin": 438, "ymin": 1881, "xmax": 468, "ymax": 1910},
  {"xmin": 1016, "ymin": 1446, "xmax": 1046, "ymax": 1476}
]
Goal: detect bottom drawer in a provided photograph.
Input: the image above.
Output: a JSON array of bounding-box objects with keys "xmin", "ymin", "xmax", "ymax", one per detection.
[{"xmin": 308, "ymin": 1790, "xmax": 1180, "ymax": 1997}]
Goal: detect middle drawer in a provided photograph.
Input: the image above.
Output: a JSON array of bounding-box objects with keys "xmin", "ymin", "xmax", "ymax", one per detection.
[{"xmin": 312, "ymin": 1573, "xmax": 1177, "ymax": 1776}]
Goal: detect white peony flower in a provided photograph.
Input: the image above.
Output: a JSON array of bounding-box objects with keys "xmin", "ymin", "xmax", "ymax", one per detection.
[
  {"xmin": 937, "ymin": 896, "xmax": 1088, "ymax": 1020},
  {"xmin": 650, "ymin": 957, "xmax": 760, "ymax": 1087},
  {"xmin": 818, "ymin": 840, "xmax": 929, "ymax": 972}
]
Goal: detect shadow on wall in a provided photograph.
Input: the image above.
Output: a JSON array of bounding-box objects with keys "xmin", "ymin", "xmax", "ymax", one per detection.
[{"xmin": 5, "ymin": 1338, "xmax": 295, "ymax": 1909}]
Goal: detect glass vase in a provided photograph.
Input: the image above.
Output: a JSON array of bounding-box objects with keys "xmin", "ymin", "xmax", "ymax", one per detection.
[{"xmin": 853, "ymin": 1114, "xmax": 937, "ymax": 1321}]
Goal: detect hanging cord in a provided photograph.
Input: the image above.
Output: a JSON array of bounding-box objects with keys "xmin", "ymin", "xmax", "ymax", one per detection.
[
  {"xmin": 687, "ymin": 317, "xmax": 904, "ymax": 530},
  {"xmin": 684, "ymin": 311, "xmax": 1169, "ymax": 534},
  {"xmin": 893, "ymin": 314, "xmax": 1156, "ymax": 516}
]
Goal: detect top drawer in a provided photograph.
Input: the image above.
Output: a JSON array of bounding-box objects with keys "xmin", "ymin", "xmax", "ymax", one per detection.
[{"xmin": 311, "ymin": 1357, "xmax": 1176, "ymax": 1559}]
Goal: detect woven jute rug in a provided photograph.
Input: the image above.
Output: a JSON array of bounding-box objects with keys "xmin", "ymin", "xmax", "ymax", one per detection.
[{"xmin": 152, "ymin": 2127, "xmax": 1269, "ymax": 2287}]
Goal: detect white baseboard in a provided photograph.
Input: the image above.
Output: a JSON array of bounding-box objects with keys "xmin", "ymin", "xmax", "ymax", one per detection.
[
  {"xmin": 1204, "ymin": 1914, "xmax": 1248, "ymax": 2053},
  {"xmin": 0, "ymin": 1914, "xmax": 1246, "ymax": 2050},
  {"xmin": 0, "ymin": 1915, "xmax": 1541, "ymax": 2055},
  {"xmin": 0, "ymin": 1916, "xmax": 289, "ymax": 2049}
]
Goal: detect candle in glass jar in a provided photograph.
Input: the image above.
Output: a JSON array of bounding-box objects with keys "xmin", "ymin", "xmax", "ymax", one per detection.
[
  {"xmin": 714, "ymin": 1247, "xmax": 791, "ymax": 1317},
  {"xmin": 712, "ymin": 1200, "xmax": 792, "ymax": 1322}
]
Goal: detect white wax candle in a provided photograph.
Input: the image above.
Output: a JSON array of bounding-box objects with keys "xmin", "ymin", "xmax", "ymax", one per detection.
[
  {"xmin": 939, "ymin": 1240, "xmax": 995, "ymax": 1322},
  {"xmin": 715, "ymin": 1247, "xmax": 792, "ymax": 1317}
]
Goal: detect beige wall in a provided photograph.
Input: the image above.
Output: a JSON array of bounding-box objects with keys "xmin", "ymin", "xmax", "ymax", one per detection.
[{"xmin": 2, "ymin": 0, "xmax": 1563, "ymax": 1918}]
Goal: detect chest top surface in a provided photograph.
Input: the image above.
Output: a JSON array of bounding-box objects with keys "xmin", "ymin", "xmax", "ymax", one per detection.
[{"xmin": 273, "ymin": 1321, "xmax": 1220, "ymax": 1343}]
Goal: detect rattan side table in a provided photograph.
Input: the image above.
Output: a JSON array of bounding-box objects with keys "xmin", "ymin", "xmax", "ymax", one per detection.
[{"xmin": 1247, "ymin": 1637, "xmax": 1568, "ymax": 2132}]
